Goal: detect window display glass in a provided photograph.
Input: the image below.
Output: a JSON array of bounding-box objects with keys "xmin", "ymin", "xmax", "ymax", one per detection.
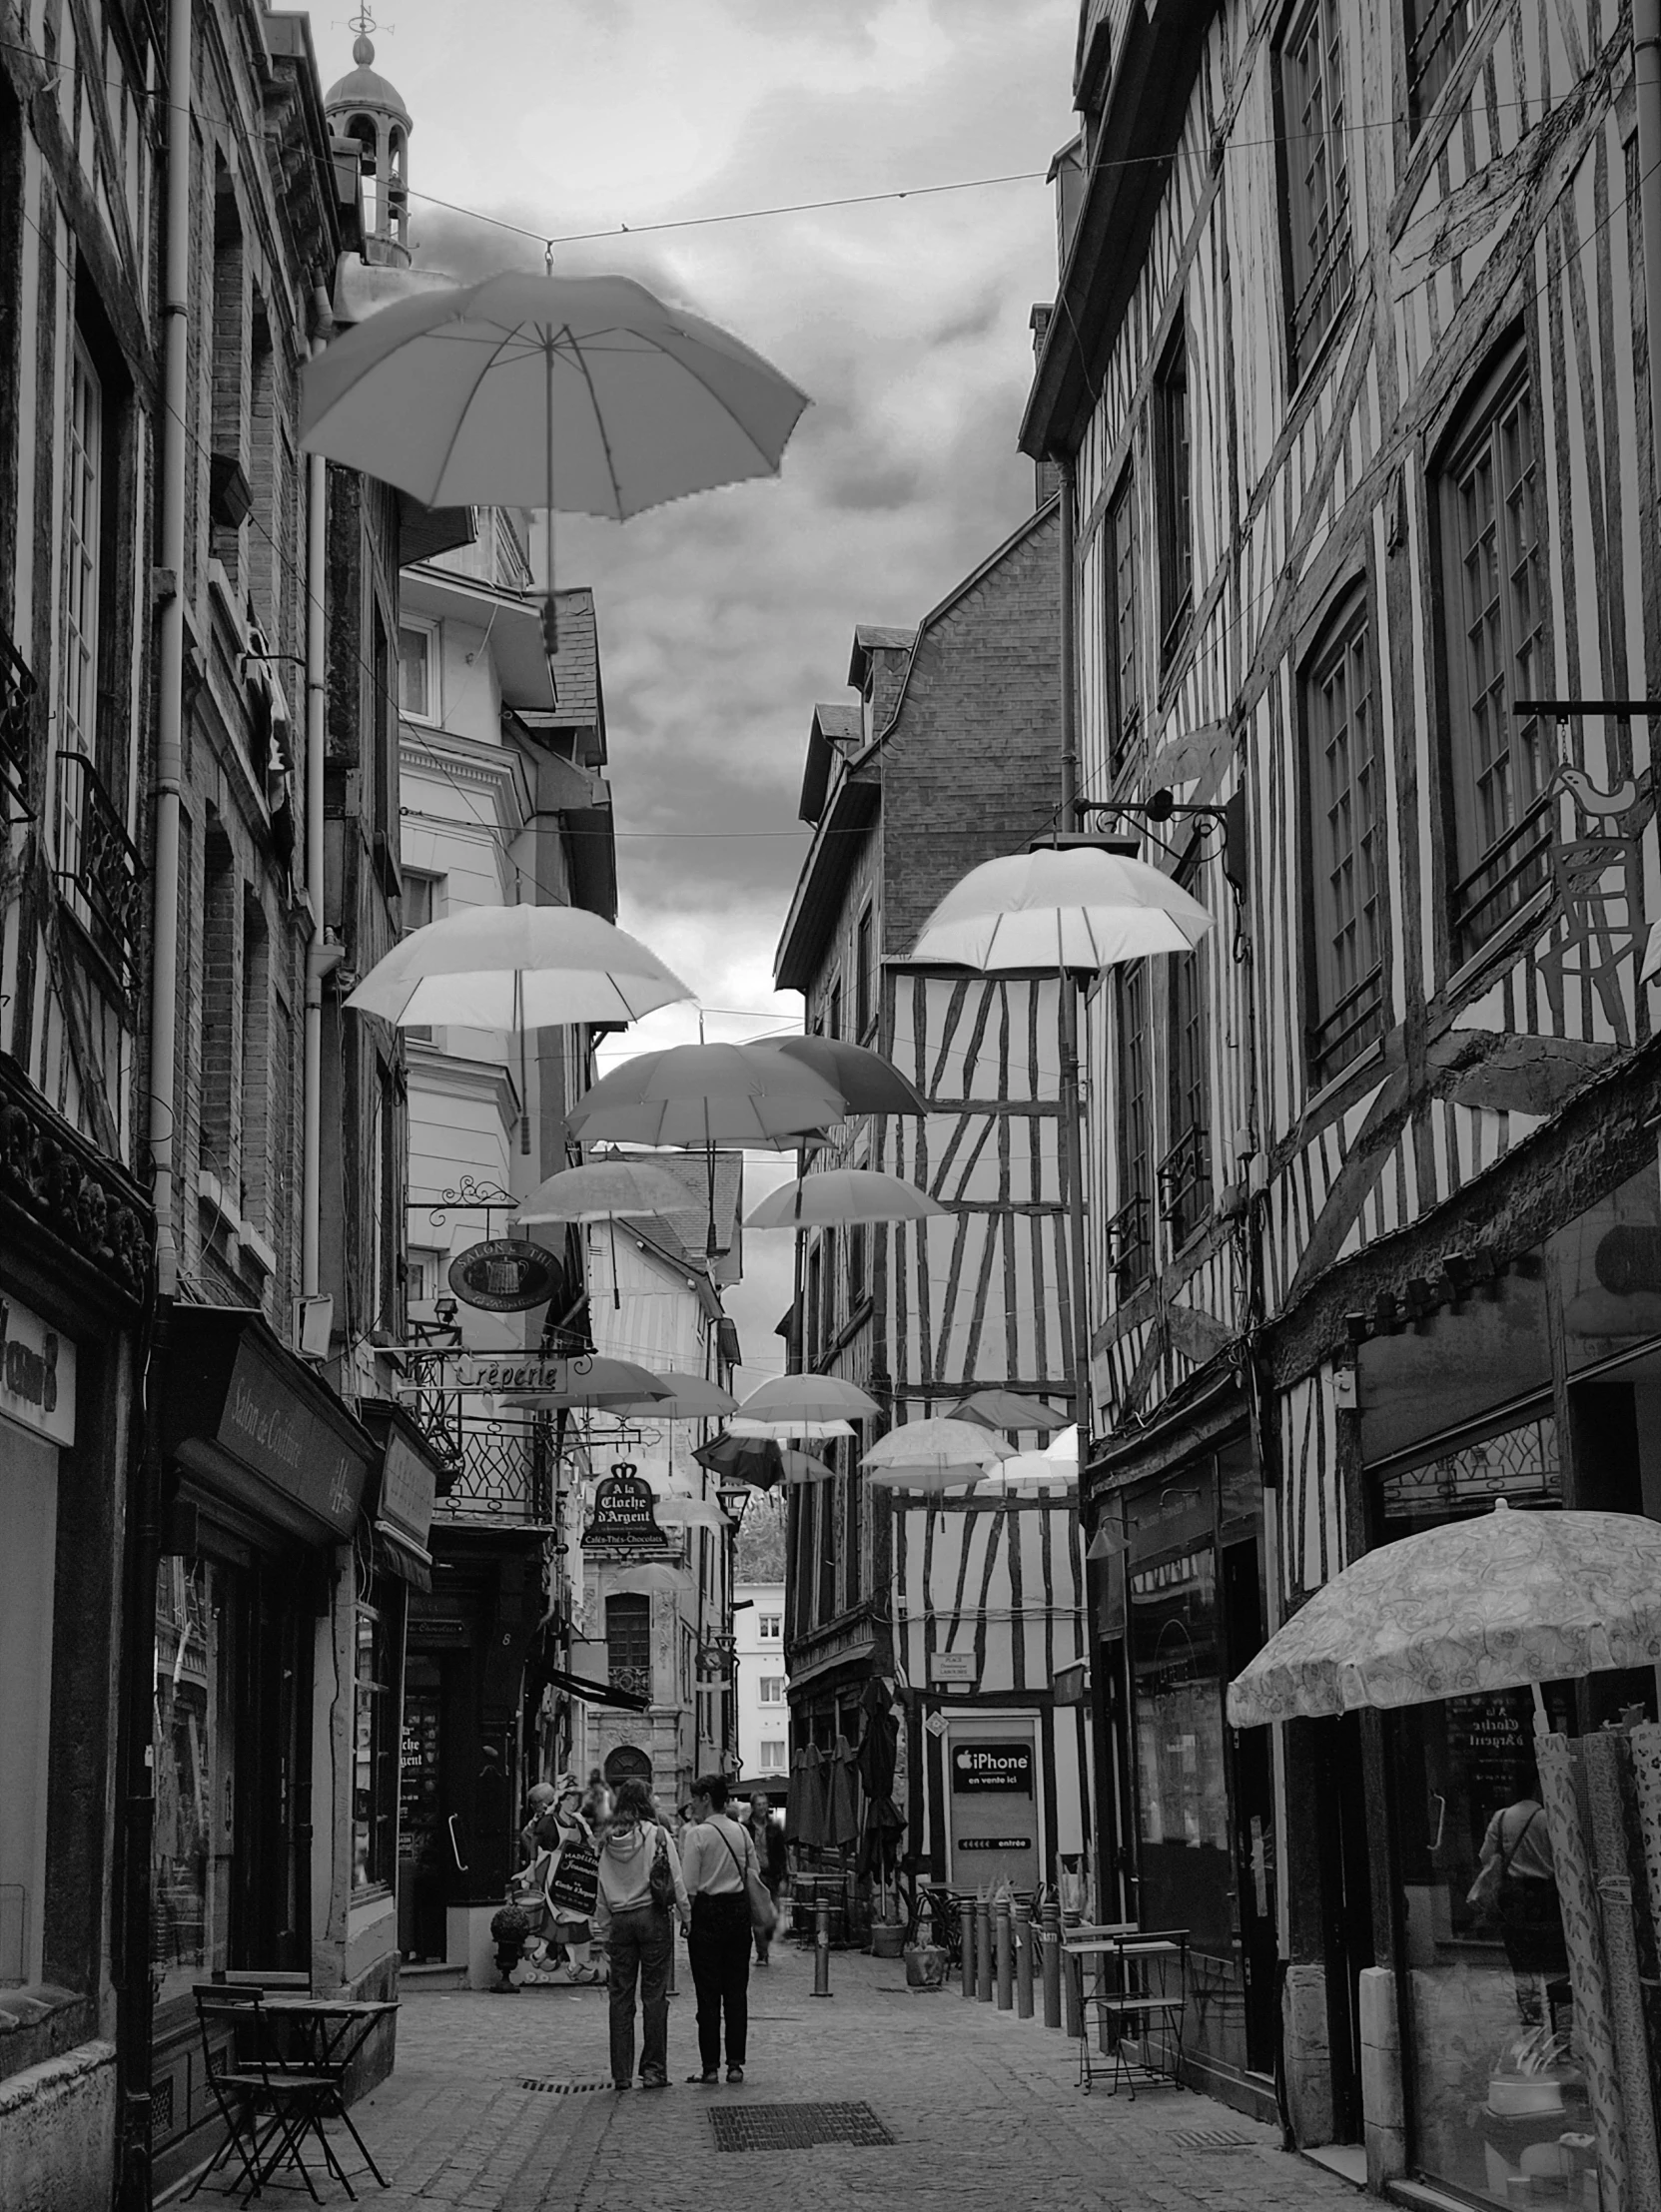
[
  {"xmin": 354, "ymin": 1594, "xmax": 398, "ymax": 1891},
  {"xmin": 152, "ymin": 1558, "xmax": 236, "ymax": 2007}
]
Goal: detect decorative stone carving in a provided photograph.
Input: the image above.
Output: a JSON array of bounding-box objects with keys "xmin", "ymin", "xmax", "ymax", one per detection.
[{"xmin": 0, "ymin": 1061, "xmax": 153, "ymax": 1304}]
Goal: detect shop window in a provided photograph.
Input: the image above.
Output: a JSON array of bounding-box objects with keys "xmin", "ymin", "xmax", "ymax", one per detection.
[
  {"xmin": 1405, "ymin": 0, "xmax": 1474, "ymax": 129},
  {"xmin": 1154, "ymin": 321, "xmax": 1192, "ymax": 659},
  {"xmin": 1302, "ymin": 589, "xmax": 1386, "ymax": 1085},
  {"xmin": 759, "ymin": 1676, "xmax": 785, "ymax": 1704},
  {"xmin": 606, "ymin": 1593, "xmax": 652, "ymax": 1703},
  {"xmin": 152, "ymin": 1558, "xmax": 236, "ymax": 2008},
  {"xmin": 1277, "ymin": 0, "xmax": 1352, "ymax": 380},
  {"xmin": 1436, "ymin": 344, "xmax": 1550, "ymax": 961},
  {"xmin": 1104, "ymin": 467, "xmax": 1141, "ymax": 775},
  {"xmin": 0, "ymin": 1431, "xmax": 56, "ymax": 1988},
  {"xmin": 353, "ymin": 1597, "xmax": 398, "ymax": 1892}
]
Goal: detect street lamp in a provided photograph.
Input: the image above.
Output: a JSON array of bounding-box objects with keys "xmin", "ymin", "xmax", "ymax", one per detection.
[{"xmin": 713, "ymin": 1480, "xmax": 752, "ymax": 1773}]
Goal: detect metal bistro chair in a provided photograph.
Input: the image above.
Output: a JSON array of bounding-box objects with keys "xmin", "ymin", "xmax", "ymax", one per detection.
[
  {"xmin": 1078, "ymin": 1928, "xmax": 1189, "ymax": 2099},
  {"xmin": 902, "ymin": 1883, "xmax": 964, "ymax": 1964},
  {"xmin": 186, "ymin": 1986, "xmax": 343, "ymax": 2205}
]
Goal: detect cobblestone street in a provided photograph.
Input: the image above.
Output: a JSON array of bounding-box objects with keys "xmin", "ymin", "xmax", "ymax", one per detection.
[{"xmin": 181, "ymin": 1942, "xmax": 1372, "ymax": 2212}]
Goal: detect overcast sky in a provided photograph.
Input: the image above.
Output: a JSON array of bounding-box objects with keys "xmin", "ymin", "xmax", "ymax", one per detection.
[{"xmin": 346, "ymin": 0, "xmax": 1078, "ymax": 1379}]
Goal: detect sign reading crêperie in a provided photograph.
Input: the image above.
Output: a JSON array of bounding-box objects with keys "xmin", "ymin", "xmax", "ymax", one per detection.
[
  {"xmin": 581, "ymin": 1464, "xmax": 672, "ymax": 1553},
  {"xmin": 951, "ymin": 1743, "xmax": 1034, "ymax": 1796}
]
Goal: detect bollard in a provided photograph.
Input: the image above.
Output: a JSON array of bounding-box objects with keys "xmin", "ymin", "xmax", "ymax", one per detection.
[
  {"xmin": 811, "ymin": 1895, "xmax": 834, "ymax": 1998},
  {"xmin": 976, "ymin": 1887, "xmax": 994, "ymax": 2003},
  {"xmin": 1040, "ymin": 1890, "xmax": 1062, "ymax": 2030},
  {"xmin": 994, "ymin": 1892, "xmax": 1013, "ymax": 2010},
  {"xmin": 960, "ymin": 1897, "xmax": 978, "ymax": 1999},
  {"xmin": 1014, "ymin": 1894, "xmax": 1034, "ymax": 2018},
  {"xmin": 1062, "ymin": 1907, "xmax": 1083, "ymax": 2041}
]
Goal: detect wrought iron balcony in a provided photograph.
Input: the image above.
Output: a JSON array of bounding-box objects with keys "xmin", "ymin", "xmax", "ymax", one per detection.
[
  {"xmin": 1106, "ymin": 1192, "xmax": 1152, "ymax": 1294},
  {"xmin": 55, "ymin": 751, "xmax": 144, "ymax": 994},
  {"xmin": 609, "ymin": 1663, "xmax": 652, "ymax": 1704},
  {"xmin": 402, "ymin": 1371, "xmax": 556, "ymax": 1528},
  {"xmin": 1, "ymin": 626, "xmax": 38, "ymax": 818},
  {"xmin": 1159, "ymin": 1122, "xmax": 1212, "ymax": 1249}
]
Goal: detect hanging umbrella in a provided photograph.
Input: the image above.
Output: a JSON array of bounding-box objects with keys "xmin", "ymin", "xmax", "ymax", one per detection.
[
  {"xmin": 514, "ymin": 1157, "xmax": 700, "ymax": 1309},
  {"xmin": 654, "ymin": 1495, "xmax": 730, "ymax": 1532},
  {"xmin": 862, "ymin": 1416, "xmax": 1013, "ymax": 1490},
  {"xmin": 950, "ymin": 1387, "xmax": 1074, "ymax": 1433},
  {"xmin": 737, "ymin": 1373, "xmax": 881, "ymax": 1423},
  {"xmin": 774, "ymin": 1448, "xmax": 838, "ymax": 1485},
  {"xmin": 302, "ymin": 271, "xmax": 810, "ymax": 651},
  {"xmin": 750, "ymin": 1037, "xmax": 928, "ymax": 1114},
  {"xmin": 746, "ymin": 1168, "xmax": 949, "ymax": 1229},
  {"xmin": 345, "ymin": 907, "xmax": 691, "ymax": 1152},
  {"xmin": 911, "ymin": 846, "xmax": 1216, "ymax": 970},
  {"xmin": 510, "ymin": 1354, "xmax": 674, "ymax": 1408},
  {"xmin": 726, "ymin": 1416, "xmax": 854, "ymax": 1441},
  {"xmin": 608, "ymin": 1372, "xmax": 738, "ymax": 1421},
  {"xmin": 693, "ymin": 1432, "xmax": 835, "ymax": 1489},
  {"xmin": 566, "ymin": 1044, "xmax": 845, "ymax": 1148},
  {"xmin": 975, "ymin": 1423, "xmax": 1080, "ymax": 1493},
  {"xmin": 1225, "ymin": 1500, "xmax": 1661, "ymax": 1729}
]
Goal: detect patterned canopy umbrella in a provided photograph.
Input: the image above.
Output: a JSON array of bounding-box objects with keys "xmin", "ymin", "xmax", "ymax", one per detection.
[{"xmin": 1226, "ymin": 1501, "xmax": 1661, "ymax": 1728}]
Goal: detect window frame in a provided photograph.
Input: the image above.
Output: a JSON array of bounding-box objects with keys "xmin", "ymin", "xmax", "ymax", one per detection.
[
  {"xmin": 1300, "ymin": 583, "xmax": 1388, "ymax": 1088},
  {"xmin": 1276, "ymin": 0, "xmax": 1354, "ymax": 384},
  {"xmin": 1404, "ymin": 0, "xmax": 1478, "ymax": 133},
  {"xmin": 398, "ymin": 617, "xmax": 440, "ymax": 725},
  {"xmin": 1154, "ymin": 322, "xmax": 1193, "ymax": 662},
  {"xmin": 352, "ymin": 1593, "xmax": 399, "ymax": 1894},
  {"xmin": 605, "ymin": 1592, "xmax": 653, "ymax": 1704},
  {"xmin": 1104, "ymin": 464, "xmax": 1142, "ymax": 775},
  {"xmin": 758, "ymin": 1675, "xmax": 786, "ymax": 1704},
  {"xmin": 856, "ymin": 904, "xmax": 876, "ymax": 1041},
  {"xmin": 1161, "ymin": 898, "xmax": 1212, "ymax": 1249},
  {"xmin": 1432, "ymin": 339, "xmax": 1551, "ymax": 966},
  {"xmin": 1112, "ymin": 963, "xmax": 1155, "ymax": 1291},
  {"xmin": 55, "ymin": 332, "xmax": 103, "ymax": 889}
]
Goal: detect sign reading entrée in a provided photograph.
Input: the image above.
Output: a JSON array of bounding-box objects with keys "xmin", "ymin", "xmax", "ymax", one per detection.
[
  {"xmin": 951, "ymin": 1743, "xmax": 1034, "ymax": 1796},
  {"xmin": 447, "ymin": 1238, "xmax": 563, "ymax": 1313},
  {"xmin": 958, "ymin": 1838, "xmax": 1034, "ymax": 1851},
  {"xmin": 582, "ymin": 1464, "xmax": 672, "ymax": 1553}
]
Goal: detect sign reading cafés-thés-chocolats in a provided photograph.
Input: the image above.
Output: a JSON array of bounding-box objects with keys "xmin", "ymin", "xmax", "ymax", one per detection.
[{"xmin": 582, "ymin": 1464, "xmax": 672, "ymax": 1553}]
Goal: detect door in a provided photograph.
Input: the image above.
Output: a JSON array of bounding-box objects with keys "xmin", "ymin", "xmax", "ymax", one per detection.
[
  {"xmin": 398, "ymin": 1657, "xmax": 447, "ymax": 1961},
  {"xmin": 946, "ymin": 1718, "xmax": 1040, "ymax": 1894}
]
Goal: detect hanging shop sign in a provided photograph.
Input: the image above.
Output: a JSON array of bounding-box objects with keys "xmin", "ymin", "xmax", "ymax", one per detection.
[
  {"xmin": 0, "ymin": 1292, "xmax": 76, "ymax": 1447},
  {"xmin": 447, "ymin": 1237, "xmax": 563, "ymax": 1313},
  {"xmin": 581, "ymin": 1465, "xmax": 672, "ymax": 1553},
  {"xmin": 951, "ymin": 1743, "xmax": 1034, "ymax": 1796},
  {"xmin": 419, "ymin": 1353, "xmax": 607, "ymax": 1394}
]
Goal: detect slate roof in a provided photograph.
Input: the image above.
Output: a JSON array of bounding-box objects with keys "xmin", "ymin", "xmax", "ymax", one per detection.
[{"xmin": 594, "ymin": 1147, "xmax": 745, "ymax": 1288}]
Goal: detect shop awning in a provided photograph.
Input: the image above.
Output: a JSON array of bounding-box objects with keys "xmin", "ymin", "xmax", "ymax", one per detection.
[
  {"xmin": 356, "ymin": 1399, "xmax": 445, "ymax": 1591},
  {"xmin": 541, "ymin": 1665, "xmax": 650, "ymax": 1714},
  {"xmin": 164, "ymin": 1305, "xmax": 376, "ymax": 1546}
]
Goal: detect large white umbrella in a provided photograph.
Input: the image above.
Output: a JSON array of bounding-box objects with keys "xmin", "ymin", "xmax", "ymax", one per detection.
[
  {"xmin": 862, "ymin": 1417, "xmax": 1014, "ymax": 1490},
  {"xmin": 302, "ymin": 271, "xmax": 810, "ymax": 648},
  {"xmin": 566, "ymin": 1043, "xmax": 844, "ymax": 1149},
  {"xmin": 749, "ymin": 1037, "xmax": 928, "ymax": 1115},
  {"xmin": 608, "ymin": 1372, "xmax": 739, "ymax": 1420},
  {"xmin": 515, "ymin": 1156, "xmax": 696, "ymax": 1308},
  {"xmin": 746, "ymin": 1168, "xmax": 948, "ymax": 1229},
  {"xmin": 737, "ymin": 1373, "xmax": 881, "ymax": 1423},
  {"xmin": 726, "ymin": 1416, "xmax": 855, "ymax": 1441},
  {"xmin": 911, "ymin": 847, "xmax": 1215, "ymax": 971},
  {"xmin": 510, "ymin": 1355, "xmax": 673, "ymax": 1409}
]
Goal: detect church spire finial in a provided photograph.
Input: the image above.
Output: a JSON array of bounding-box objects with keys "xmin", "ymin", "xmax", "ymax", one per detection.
[{"xmin": 349, "ymin": 3, "xmax": 378, "ymax": 66}]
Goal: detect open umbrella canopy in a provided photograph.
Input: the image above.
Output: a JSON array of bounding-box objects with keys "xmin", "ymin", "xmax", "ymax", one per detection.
[
  {"xmin": 515, "ymin": 1158, "xmax": 694, "ymax": 1224},
  {"xmin": 862, "ymin": 1417, "xmax": 1014, "ymax": 1489},
  {"xmin": 726, "ymin": 1416, "xmax": 854, "ymax": 1441},
  {"xmin": 738, "ymin": 1373, "xmax": 881, "ymax": 1423},
  {"xmin": 302, "ymin": 272, "xmax": 810, "ymax": 519},
  {"xmin": 692, "ymin": 1431, "xmax": 787, "ymax": 1491},
  {"xmin": 911, "ymin": 847, "xmax": 1216, "ymax": 972},
  {"xmin": 653, "ymin": 1495, "xmax": 731, "ymax": 1531},
  {"xmin": 746, "ymin": 1168, "xmax": 949, "ymax": 1229},
  {"xmin": 975, "ymin": 1423, "xmax": 1079, "ymax": 1491},
  {"xmin": 1226, "ymin": 1501, "xmax": 1661, "ymax": 1728},
  {"xmin": 509, "ymin": 1355, "xmax": 673, "ymax": 1408},
  {"xmin": 608, "ymin": 1372, "xmax": 739, "ymax": 1420},
  {"xmin": 774, "ymin": 1447, "xmax": 839, "ymax": 1485},
  {"xmin": 344, "ymin": 906, "xmax": 690, "ymax": 1029},
  {"xmin": 566, "ymin": 1043, "xmax": 843, "ymax": 1147},
  {"xmin": 950, "ymin": 1387, "xmax": 1074, "ymax": 1433},
  {"xmin": 750, "ymin": 1037, "xmax": 928, "ymax": 1115}
]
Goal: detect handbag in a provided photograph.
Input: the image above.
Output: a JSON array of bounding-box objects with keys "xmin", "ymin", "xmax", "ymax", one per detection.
[
  {"xmin": 1466, "ymin": 1805, "xmax": 1539, "ymax": 1922},
  {"xmin": 647, "ymin": 1828, "xmax": 676, "ymax": 1916},
  {"xmin": 715, "ymin": 1820, "xmax": 778, "ymax": 1938}
]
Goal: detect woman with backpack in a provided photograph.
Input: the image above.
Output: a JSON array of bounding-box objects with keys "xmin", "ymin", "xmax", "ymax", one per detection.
[
  {"xmin": 679, "ymin": 1774, "xmax": 768, "ymax": 2085},
  {"xmin": 592, "ymin": 1778, "xmax": 689, "ymax": 2090}
]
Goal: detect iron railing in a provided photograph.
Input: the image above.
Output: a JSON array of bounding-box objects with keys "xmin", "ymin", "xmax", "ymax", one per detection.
[
  {"xmin": 402, "ymin": 1371, "xmax": 555, "ymax": 1526},
  {"xmin": 1306, "ymin": 960, "xmax": 1386, "ymax": 1089},
  {"xmin": 54, "ymin": 750, "xmax": 144, "ymax": 993},
  {"xmin": 608, "ymin": 1664, "xmax": 652, "ymax": 1704},
  {"xmin": 1450, "ymin": 794, "xmax": 1552, "ymax": 960},
  {"xmin": 1159, "ymin": 1122, "xmax": 1212, "ymax": 1249},
  {"xmin": 1, "ymin": 626, "xmax": 37, "ymax": 817},
  {"xmin": 1107, "ymin": 1192, "xmax": 1153, "ymax": 1294}
]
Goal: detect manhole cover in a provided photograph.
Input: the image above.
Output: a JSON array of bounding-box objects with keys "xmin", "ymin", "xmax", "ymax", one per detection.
[
  {"xmin": 1167, "ymin": 2129, "xmax": 1259, "ymax": 2150},
  {"xmin": 518, "ymin": 2078, "xmax": 612, "ymax": 2095},
  {"xmin": 710, "ymin": 2102, "xmax": 895, "ymax": 2152}
]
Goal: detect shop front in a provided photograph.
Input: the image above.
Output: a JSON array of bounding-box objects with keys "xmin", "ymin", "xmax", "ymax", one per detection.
[
  {"xmin": 1091, "ymin": 1403, "xmax": 1278, "ymax": 2117},
  {"xmin": 1355, "ymin": 1160, "xmax": 1661, "ymax": 2209},
  {"xmin": 148, "ymin": 1305, "xmax": 376, "ymax": 2195}
]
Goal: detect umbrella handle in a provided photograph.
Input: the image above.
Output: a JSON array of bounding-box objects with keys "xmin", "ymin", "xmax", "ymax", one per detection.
[
  {"xmin": 517, "ymin": 967, "xmax": 531, "ymax": 1155},
  {"xmin": 609, "ymin": 1212, "xmax": 620, "ymax": 1309}
]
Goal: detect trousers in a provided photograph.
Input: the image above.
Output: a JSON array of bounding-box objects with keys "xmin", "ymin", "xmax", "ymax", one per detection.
[
  {"xmin": 605, "ymin": 1905, "xmax": 672, "ymax": 2084},
  {"xmin": 688, "ymin": 1891, "xmax": 751, "ymax": 2072}
]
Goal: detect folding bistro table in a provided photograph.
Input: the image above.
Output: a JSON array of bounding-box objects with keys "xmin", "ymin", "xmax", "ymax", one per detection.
[
  {"xmin": 1064, "ymin": 1927, "xmax": 1188, "ymax": 2097},
  {"xmin": 188, "ymin": 1985, "xmax": 397, "ymax": 2201}
]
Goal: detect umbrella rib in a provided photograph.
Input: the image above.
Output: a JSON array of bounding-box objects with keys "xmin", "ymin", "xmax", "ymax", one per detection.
[
  {"xmin": 430, "ymin": 317, "xmax": 530, "ymax": 502},
  {"xmin": 556, "ymin": 323, "xmax": 627, "ymax": 518},
  {"xmin": 626, "ymin": 326, "xmax": 799, "ymax": 475}
]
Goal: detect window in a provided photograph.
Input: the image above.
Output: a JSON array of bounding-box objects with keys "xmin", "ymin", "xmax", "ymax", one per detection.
[
  {"xmin": 373, "ymin": 608, "xmax": 396, "ymax": 845},
  {"xmin": 372, "ymin": 1058, "xmax": 401, "ymax": 1331},
  {"xmin": 407, "ymin": 1247, "xmax": 445, "ymax": 1304},
  {"xmin": 401, "ymin": 870, "xmax": 443, "ymax": 935},
  {"xmin": 1405, "ymin": 0, "xmax": 1475, "ymax": 129},
  {"xmin": 152, "ymin": 1558, "xmax": 236, "ymax": 2005},
  {"xmin": 759, "ymin": 1739, "xmax": 787, "ymax": 1772},
  {"xmin": 1303, "ymin": 592, "xmax": 1386, "ymax": 1084},
  {"xmin": 1112, "ymin": 965, "xmax": 1154, "ymax": 1289},
  {"xmin": 759, "ymin": 1676, "xmax": 786, "ymax": 1703},
  {"xmin": 757, "ymin": 1614, "xmax": 783, "ymax": 1642},
  {"xmin": 1154, "ymin": 324, "xmax": 1192, "ymax": 655},
  {"xmin": 846, "ymin": 1221, "xmax": 867, "ymax": 1311},
  {"xmin": 1104, "ymin": 469, "xmax": 1141, "ymax": 774},
  {"xmin": 1162, "ymin": 929, "xmax": 1211, "ymax": 1247},
  {"xmin": 398, "ymin": 621, "xmax": 438, "ymax": 723},
  {"xmin": 856, "ymin": 905, "xmax": 876, "ymax": 1039},
  {"xmin": 1437, "ymin": 350, "xmax": 1549, "ymax": 959},
  {"xmin": 1279, "ymin": 0, "xmax": 1352, "ymax": 378},
  {"xmin": 806, "ymin": 1246, "xmax": 822, "ymax": 1362},
  {"xmin": 239, "ymin": 891, "xmax": 270, "ymax": 1228},
  {"xmin": 200, "ymin": 826, "xmax": 237, "ymax": 1181},
  {"xmin": 606, "ymin": 1593, "xmax": 652, "ymax": 1703},
  {"xmin": 353, "ymin": 1597, "xmax": 398, "ymax": 1891},
  {"xmin": 828, "ymin": 977, "xmax": 843, "ymax": 1043},
  {"xmin": 58, "ymin": 335, "xmax": 102, "ymax": 811},
  {"xmin": 822, "ymin": 1227, "xmax": 838, "ymax": 1349}
]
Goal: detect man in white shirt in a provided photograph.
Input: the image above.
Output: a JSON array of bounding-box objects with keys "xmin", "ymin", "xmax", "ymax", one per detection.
[{"xmin": 679, "ymin": 1774, "xmax": 760, "ymax": 2084}]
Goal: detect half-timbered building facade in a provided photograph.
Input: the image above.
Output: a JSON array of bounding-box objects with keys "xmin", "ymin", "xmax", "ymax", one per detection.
[
  {"xmin": 775, "ymin": 502, "xmax": 1096, "ymax": 1905},
  {"xmin": 1023, "ymin": 0, "xmax": 1661, "ymax": 2184}
]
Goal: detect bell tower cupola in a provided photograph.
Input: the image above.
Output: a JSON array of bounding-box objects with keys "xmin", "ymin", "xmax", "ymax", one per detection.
[{"xmin": 325, "ymin": 11, "xmax": 413, "ymax": 266}]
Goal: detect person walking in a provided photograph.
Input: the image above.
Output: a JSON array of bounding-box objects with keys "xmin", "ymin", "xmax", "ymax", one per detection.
[
  {"xmin": 592, "ymin": 1778, "xmax": 688, "ymax": 2091},
  {"xmin": 680, "ymin": 1774, "xmax": 762, "ymax": 2084},
  {"xmin": 740, "ymin": 1793, "xmax": 787, "ymax": 1966}
]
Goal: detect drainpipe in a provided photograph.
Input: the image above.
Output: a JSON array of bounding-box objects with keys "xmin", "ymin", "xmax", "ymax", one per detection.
[
  {"xmin": 1637, "ymin": 1, "xmax": 1661, "ymax": 503},
  {"xmin": 303, "ymin": 297, "xmax": 332, "ymax": 1300},
  {"xmin": 119, "ymin": 0, "xmax": 191, "ymax": 2199}
]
